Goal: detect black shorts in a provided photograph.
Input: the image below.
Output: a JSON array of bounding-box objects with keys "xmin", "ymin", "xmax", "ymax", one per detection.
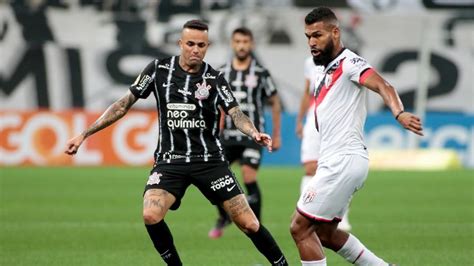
[
  {"xmin": 144, "ymin": 160, "xmax": 244, "ymax": 210},
  {"xmin": 223, "ymin": 142, "xmax": 263, "ymax": 169}
]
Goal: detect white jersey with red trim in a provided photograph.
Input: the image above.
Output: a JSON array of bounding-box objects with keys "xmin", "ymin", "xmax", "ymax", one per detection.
[
  {"xmin": 313, "ymin": 48, "xmax": 374, "ymax": 163},
  {"xmin": 300, "ymin": 57, "xmax": 324, "ymax": 163}
]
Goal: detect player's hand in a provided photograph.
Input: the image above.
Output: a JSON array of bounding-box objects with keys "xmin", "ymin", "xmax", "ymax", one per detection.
[
  {"xmin": 252, "ymin": 131, "xmax": 273, "ymax": 152},
  {"xmin": 64, "ymin": 134, "xmax": 85, "ymax": 155},
  {"xmin": 272, "ymin": 134, "xmax": 281, "ymax": 151},
  {"xmin": 296, "ymin": 121, "xmax": 303, "ymax": 139},
  {"xmin": 397, "ymin": 112, "xmax": 424, "ymax": 136}
]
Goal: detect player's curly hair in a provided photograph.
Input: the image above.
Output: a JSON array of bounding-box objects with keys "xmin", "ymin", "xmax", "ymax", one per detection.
[
  {"xmin": 305, "ymin": 7, "xmax": 338, "ymax": 25},
  {"xmin": 183, "ymin": 20, "xmax": 209, "ymax": 31}
]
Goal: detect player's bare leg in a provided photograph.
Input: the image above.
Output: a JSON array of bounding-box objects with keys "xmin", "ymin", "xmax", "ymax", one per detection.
[
  {"xmin": 209, "ymin": 164, "xmax": 260, "ymax": 239},
  {"xmin": 222, "ymin": 194, "xmax": 288, "ymax": 266},
  {"xmin": 143, "ymin": 189, "xmax": 182, "ymax": 265},
  {"xmin": 290, "ymin": 211, "xmax": 327, "ymax": 264},
  {"xmin": 291, "ymin": 210, "xmax": 390, "ymax": 266}
]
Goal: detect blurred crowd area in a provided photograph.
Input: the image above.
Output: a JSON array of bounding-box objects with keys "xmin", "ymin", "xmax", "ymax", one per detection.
[{"xmin": 1, "ymin": 0, "xmax": 473, "ymax": 167}]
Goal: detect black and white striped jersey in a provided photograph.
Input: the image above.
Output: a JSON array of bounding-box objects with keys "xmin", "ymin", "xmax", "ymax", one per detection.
[
  {"xmin": 129, "ymin": 56, "xmax": 239, "ymax": 164},
  {"xmin": 219, "ymin": 59, "xmax": 278, "ymax": 145}
]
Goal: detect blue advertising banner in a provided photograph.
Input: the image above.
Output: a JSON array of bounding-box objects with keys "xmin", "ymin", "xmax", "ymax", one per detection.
[{"xmin": 262, "ymin": 112, "xmax": 474, "ymax": 168}]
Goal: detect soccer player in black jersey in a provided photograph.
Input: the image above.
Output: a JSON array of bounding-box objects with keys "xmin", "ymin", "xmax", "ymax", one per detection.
[
  {"xmin": 64, "ymin": 20, "xmax": 288, "ymax": 266},
  {"xmin": 208, "ymin": 27, "xmax": 282, "ymax": 239}
]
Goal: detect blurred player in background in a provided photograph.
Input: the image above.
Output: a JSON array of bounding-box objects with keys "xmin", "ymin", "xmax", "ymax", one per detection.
[
  {"xmin": 290, "ymin": 7, "xmax": 423, "ymax": 266},
  {"xmin": 295, "ymin": 56, "xmax": 352, "ymax": 232},
  {"xmin": 208, "ymin": 27, "xmax": 282, "ymax": 239},
  {"xmin": 65, "ymin": 20, "xmax": 287, "ymax": 266}
]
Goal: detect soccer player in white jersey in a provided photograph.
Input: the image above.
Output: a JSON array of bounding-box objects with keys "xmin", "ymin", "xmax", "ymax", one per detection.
[
  {"xmin": 290, "ymin": 7, "xmax": 423, "ymax": 266},
  {"xmin": 296, "ymin": 56, "xmax": 352, "ymax": 232}
]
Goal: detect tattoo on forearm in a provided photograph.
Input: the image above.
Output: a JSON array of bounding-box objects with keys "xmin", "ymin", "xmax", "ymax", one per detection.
[
  {"xmin": 83, "ymin": 93, "xmax": 136, "ymax": 138},
  {"xmin": 230, "ymin": 108, "xmax": 257, "ymax": 137}
]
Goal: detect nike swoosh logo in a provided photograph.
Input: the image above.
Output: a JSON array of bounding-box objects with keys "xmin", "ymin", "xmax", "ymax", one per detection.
[
  {"xmin": 226, "ymin": 184, "xmax": 236, "ymax": 192},
  {"xmin": 162, "ymin": 82, "xmax": 173, "ymax": 87}
]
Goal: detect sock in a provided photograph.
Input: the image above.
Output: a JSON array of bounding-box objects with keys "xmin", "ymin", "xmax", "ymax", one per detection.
[
  {"xmin": 246, "ymin": 225, "xmax": 288, "ymax": 266},
  {"xmin": 145, "ymin": 220, "xmax": 182, "ymax": 266},
  {"xmin": 301, "ymin": 258, "xmax": 327, "ymax": 266},
  {"xmin": 217, "ymin": 205, "xmax": 229, "ymax": 220},
  {"xmin": 245, "ymin": 182, "xmax": 262, "ymax": 220},
  {"xmin": 300, "ymin": 175, "xmax": 312, "ymax": 194},
  {"xmin": 336, "ymin": 234, "xmax": 387, "ymax": 266}
]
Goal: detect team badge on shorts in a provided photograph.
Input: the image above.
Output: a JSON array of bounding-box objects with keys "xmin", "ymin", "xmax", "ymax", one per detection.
[
  {"xmin": 195, "ymin": 82, "xmax": 211, "ymax": 100},
  {"xmin": 147, "ymin": 172, "xmax": 162, "ymax": 185},
  {"xmin": 302, "ymin": 187, "xmax": 317, "ymax": 204}
]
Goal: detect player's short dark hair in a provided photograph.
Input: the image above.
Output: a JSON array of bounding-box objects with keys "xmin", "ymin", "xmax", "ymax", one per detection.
[
  {"xmin": 305, "ymin": 7, "xmax": 338, "ymax": 25},
  {"xmin": 232, "ymin": 27, "xmax": 253, "ymax": 40},
  {"xmin": 183, "ymin": 20, "xmax": 209, "ymax": 31}
]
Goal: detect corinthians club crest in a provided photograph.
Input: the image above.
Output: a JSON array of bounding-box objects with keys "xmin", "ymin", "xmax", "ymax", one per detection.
[
  {"xmin": 244, "ymin": 74, "xmax": 258, "ymax": 89},
  {"xmin": 195, "ymin": 82, "xmax": 211, "ymax": 100}
]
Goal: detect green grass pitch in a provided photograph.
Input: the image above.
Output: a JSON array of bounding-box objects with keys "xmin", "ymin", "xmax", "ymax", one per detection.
[{"xmin": 1, "ymin": 167, "xmax": 473, "ymax": 265}]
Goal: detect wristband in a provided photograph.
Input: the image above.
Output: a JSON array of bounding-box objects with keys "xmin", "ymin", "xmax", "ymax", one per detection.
[{"xmin": 395, "ymin": 110, "xmax": 404, "ymax": 120}]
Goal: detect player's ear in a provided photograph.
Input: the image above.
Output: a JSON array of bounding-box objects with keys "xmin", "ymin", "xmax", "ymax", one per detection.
[
  {"xmin": 333, "ymin": 26, "xmax": 340, "ymax": 39},
  {"xmin": 178, "ymin": 39, "xmax": 182, "ymax": 49}
]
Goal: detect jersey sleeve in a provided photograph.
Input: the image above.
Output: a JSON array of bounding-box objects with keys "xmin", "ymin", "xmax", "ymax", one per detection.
[
  {"xmin": 262, "ymin": 70, "xmax": 278, "ymax": 97},
  {"xmin": 129, "ymin": 60, "xmax": 157, "ymax": 99},
  {"xmin": 346, "ymin": 55, "xmax": 374, "ymax": 85},
  {"xmin": 216, "ymin": 74, "xmax": 239, "ymax": 114}
]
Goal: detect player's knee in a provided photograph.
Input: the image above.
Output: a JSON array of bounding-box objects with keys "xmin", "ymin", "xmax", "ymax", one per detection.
[
  {"xmin": 236, "ymin": 218, "xmax": 260, "ymax": 234},
  {"xmin": 143, "ymin": 209, "xmax": 164, "ymax": 225},
  {"xmin": 289, "ymin": 218, "xmax": 305, "ymax": 241}
]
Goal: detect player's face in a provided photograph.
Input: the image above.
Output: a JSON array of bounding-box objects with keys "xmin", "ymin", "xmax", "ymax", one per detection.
[
  {"xmin": 231, "ymin": 33, "xmax": 254, "ymax": 61},
  {"xmin": 304, "ymin": 21, "xmax": 338, "ymax": 66},
  {"xmin": 179, "ymin": 28, "xmax": 210, "ymax": 68}
]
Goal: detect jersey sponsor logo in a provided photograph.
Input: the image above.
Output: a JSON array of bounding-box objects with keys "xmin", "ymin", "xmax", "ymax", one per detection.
[
  {"xmin": 204, "ymin": 73, "xmax": 216, "ymax": 79},
  {"xmin": 231, "ymin": 80, "xmax": 244, "ymax": 87},
  {"xmin": 166, "ymin": 110, "xmax": 206, "ymax": 130},
  {"xmin": 195, "ymin": 82, "xmax": 211, "ymax": 100},
  {"xmin": 158, "ymin": 63, "xmax": 174, "ymax": 70},
  {"xmin": 233, "ymin": 91, "xmax": 247, "ymax": 100},
  {"xmin": 167, "ymin": 103, "xmax": 196, "ymax": 111},
  {"xmin": 178, "ymin": 88, "xmax": 192, "ymax": 96},
  {"xmin": 244, "ymin": 74, "xmax": 258, "ymax": 89},
  {"xmin": 134, "ymin": 75, "xmax": 151, "ymax": 91},
  {"xmin": 210, "ymin": 175, "xmax": 235, "ymax": 191},
  {"xmin": 162, "ymin": 82, "xmax": 174, "ymax": 87},
  {"xmin": 146, "ymin": 172, "xmax": 162, "ymax": 185},
  {"xmin": 220, "ymin": 86, "xmax": 234, "ymax": 103},
  {"xmin": 350, "ymin": 57, "xmax": 367, "ymax": 66},
  {"xmin": 243, "ymin": 148, "xmax": 261, "ymax": 159}
]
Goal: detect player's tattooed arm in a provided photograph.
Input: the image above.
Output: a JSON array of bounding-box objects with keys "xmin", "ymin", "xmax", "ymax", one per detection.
[
  {"xmin": 83, "ymin": 91, "xmax": 138, "ymax": 138},
  {"xmin": 228, "ymin": 106, "xmax": 273, "ymax": 151},
  {"xmin": 65, "ymin": 91, "xmax": 138, "ymax": 155},
  {"xmin": 228, "ymin": 106, "xmax": 258, "ymax": 137}
]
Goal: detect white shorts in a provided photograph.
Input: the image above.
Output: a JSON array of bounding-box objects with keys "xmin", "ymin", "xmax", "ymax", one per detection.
[
  {"xmin": 296, "ymin": 154, "xmax": 369, "ymax": 222},
  {"xmin": 300, "ymin": 107, "xmax": 320, "ymax": 164}
]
